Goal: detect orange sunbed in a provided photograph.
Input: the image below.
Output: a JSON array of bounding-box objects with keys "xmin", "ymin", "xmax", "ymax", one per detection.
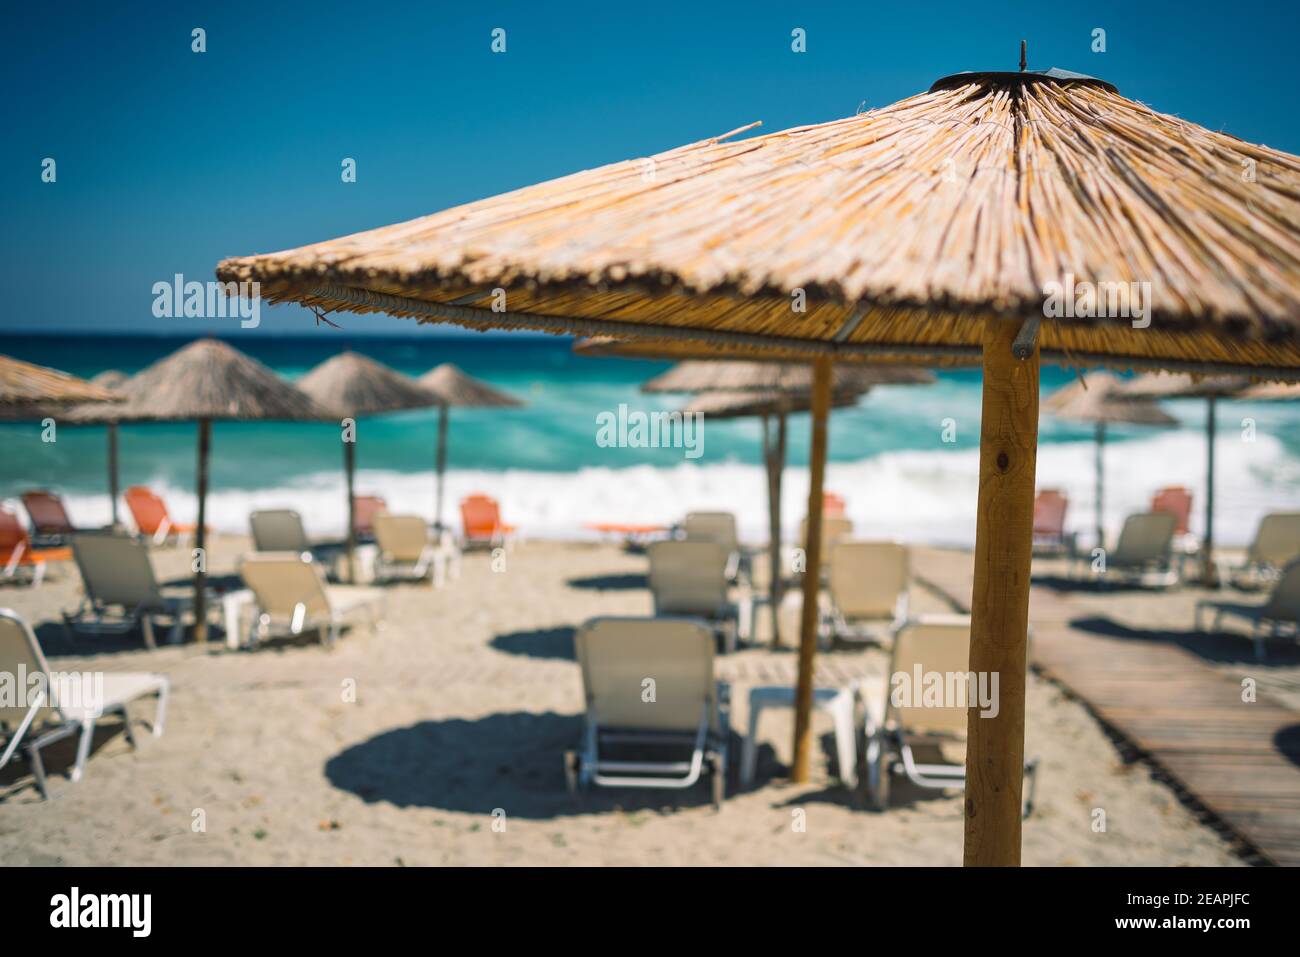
[
  {"xmin": 20, "ymin": 489, "xmax": 78, "ymax": 539},
  {"xmin": 1151, "ymin": 486, "xmax": 1193, "ymax": 536},
  {"xmin": 460, "ymin": 494, "xmax": 516, "ymax": 545},
  {"xmin": 124, "ymin": 486, "xmax": 206, "ymax": 544},
  {"xmin": 0, "ymin": 506, "xmax": 71, "ymax": 584},
  {"xmin": 353, "ymin": 495, "xmax": 388, "ymax": 539}
]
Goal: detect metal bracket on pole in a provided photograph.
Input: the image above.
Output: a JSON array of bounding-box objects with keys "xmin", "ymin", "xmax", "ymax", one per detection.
[{"xmin": 1011, "ymin": 316, "xmax": 1040, "ymax": 360}]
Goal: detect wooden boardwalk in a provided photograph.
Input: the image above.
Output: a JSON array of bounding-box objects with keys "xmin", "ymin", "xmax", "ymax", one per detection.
[{"xmin": 914, "ymin": 549, "xmax": 1300, "ymax": 866}]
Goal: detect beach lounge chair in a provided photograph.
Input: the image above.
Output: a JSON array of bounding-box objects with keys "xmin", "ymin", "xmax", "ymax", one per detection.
[
  {"xmin": 238, "ymin": 552, "xmax": 385, "ymax": 649},
  {"xmin": 0, "ymin": 608, "xmax": 168, "ymax": 799},
  {"xmin": 62, "ymin": 533, "xmax": 203, "ymax": 648},
  {"xmin": 1196, "ymin": 561, "xmax": 1300, "ymax": 661},
  {"xmin": 1152, "ymin": 485, "xmax": 1199, "ymax": 563},
  {"xmin": 249, "ymin": 508, "xmax": 345, "ymax": 569},
  {"xmin": 799, "ymin": 515, "xmax": 854, "ymax": 580},
  {"xmin": 0, "ymin": 506, "xmax": 72, "ymax": 586},
  {"xmin": 352, "ymin": 495, "xmax": 388, "ymax": 542},
  {"xmin": 647, "ymin": 540, "xmax": 752, "ymax": 653},
  {"xmin": 681, "ymin": 511, "xmax": 744, "ymax": 580},
  {"xmin": 564, "ymin": 617, "xmax": 731, "ymax": 807},
  {"xmin": 460, "ymin": 494, "xmax": 517, "ymax": 549},
  {"xmin": 821, "ymin": 541, "xmax": 910, "ymax": 647},
  {"xmin": 125, "ymin": 486, "xmax": 202, "ymax": 546},
  {"xmin": 372, "ymin": 514, "xmax": 457, "ymax": 585},
  {"xmin": 823, "ymin": 491, "xmax": 847, "ymax": 517},
  {"xmin": 1227, "ymin": 512, "xmax": 1300, "ymax": 591},
  {"xmin": 1083, "ymin": 511, "xmax": 1180, "ymax": 588},
  {"xmin": 858, "ymin": 614, "xmax": 1038, "ymax": 813},
  {"xmin": 20, "ymin": 490, "xmax": 85, "ymax": 545},
  {"xmin": 1031, "ymin": 489, "xmax": 1075, "ymax": 556}
]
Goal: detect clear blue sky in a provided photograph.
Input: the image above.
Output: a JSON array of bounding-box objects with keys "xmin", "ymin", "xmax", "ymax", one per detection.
[{"xmin": 3, "ymin": 0, "xmax": 1297, "ymax": 335}]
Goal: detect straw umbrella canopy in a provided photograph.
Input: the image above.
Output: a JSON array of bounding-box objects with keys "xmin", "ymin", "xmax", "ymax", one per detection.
[
  {"xmin": 417, "ymin": 363, "xmax": 524, "ymax": 532},
  {"xmin": 677, "ymin": 387, "xmax": 869, "ymax": 646},
  {"xmin": 68, "ymin": 339, "xmax": 330, "ymax": 643},
  {"xmin": 1043, "ymin": 373, "xmax": 1178, "ymax": 550},
  {"xmin": 0, "ymin": 354, "xmax": 118, "ymax": 421},
  {"xmin": 218, "ymin": 59, "xmax": 1300, "ymax": 866},
  {"xmin": 296, "ymin": 351, "xmax": 447, "ymax": 580},
  {"xmin": 1113, "ymin": 373, "xmax": 1298, "ymax": 583},
  {"xmin": 643, "ymin": 360, "xmax": 932, "ymax": 393}
]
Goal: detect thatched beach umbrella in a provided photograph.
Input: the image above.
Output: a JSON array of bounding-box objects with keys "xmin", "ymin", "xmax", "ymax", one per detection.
[
  {"xmin": 0, "ymin": 354, "xmax": 118, "ymax": 420},
  {"xmin": 219, "ymin": 59, "xmax": 1300, "ymax": 865},
  {"xmin": 69, "ymin": 339, "xmax": 329, "ymax": 643},
  {"xmin": 643, "ymin": 360, "xmax": 930, "ymax": 393},
  {"xmin": 297, "ymin": 351, "xmax": 445, "ymax": 580},
  {"xmin": 417, "ymin": 363, "xmax": 523, "ymax": 532},
  {"xmin": 1114, "ymin": 373, "xmax": 1298, "ymax": 583},
  {"xmin": 1044, "ymin": 373, "xmax": 1177, "ymax": 551},
  {"xmin": 677, "ymin": 386, "xmax": 868, "ymax": 646}
]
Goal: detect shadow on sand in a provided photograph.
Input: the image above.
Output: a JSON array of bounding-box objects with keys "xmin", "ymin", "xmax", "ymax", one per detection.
[
  {"xmin": 490, "ymin": 627, "xmax": 576, "ymax": 661},
  {"xmin": 1069, "ymin": 615, "xmax": 1300, "ymax": 666},
  {"xmin": 325, "ymin": 712, "xmax": 729, "ymax": 817},
  {"xmin": 0, "ymin": 716, "xmax": 136, "ymax": 803},
  {"xmin": 565, "ymin": 573, "xmax": 647, "ymax": 591}
]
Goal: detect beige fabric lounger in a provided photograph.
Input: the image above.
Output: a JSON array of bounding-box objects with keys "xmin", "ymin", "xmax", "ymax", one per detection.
[
  {"xmin": 63, "ymin": 533, "xmax": 203, "ymax": 648},
  {"xmin": 647, "ymin": 540, "xmax": 752, "ymax": 652},
  {"xmin": 0, "ymin": 609, "xmax": 168, "ymax": 799},
  {"xmin": 1227, "ymin": 512, "xmax": 1300, "ymax": 591},
  {"xmin": 858, "ymin": 614, "xmax": 1038, "ymax": 814},
  {"xmin": 1197, "ymin": 561, "xmax": 1300, "ymax": 661},
  {"xmin": 565, "ymin": 616, "xmax": 730, "ymax": 807},
  {"xmin": 822, "ymin": 540, "xmax": 910, "ymax": 647},
  {"xmin": 372, "ymin": 514, "xmax": 458, "ymax": 585},
  {"xmin": 238, "ymin": 552, "xmax": 385, "ymax": 649},
  {"xmin": 1079, "ymin": 511, "xmax": 1179, "ymax": 588}
]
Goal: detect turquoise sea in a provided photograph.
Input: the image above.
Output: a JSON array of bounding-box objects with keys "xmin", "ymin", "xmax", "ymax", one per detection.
[{"xmin": 1, "ymin": 334, "xmax": 1297, "ymax": 547}]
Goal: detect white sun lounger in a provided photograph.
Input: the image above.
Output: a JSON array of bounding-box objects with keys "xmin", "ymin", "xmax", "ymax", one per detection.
[
  {"xmin": 62, "ymin": 533, "xmax": 203, "ymax": 648},
  {"xmin": 238, "ymin": 553, "xmax": 385, "ymax": 649},
  {"xmin": 858, "ymin": 614, "xmax": 1038, "ymax": 813},
  {"xmin": 1227, "ymin": 512, "xmax": 1300, "ymax": 591},
  {"xmin": 565, "ymin": 617, "xmax": 731, "ymax": 807},
  {"xmin": 1197, "ymin": 561, "xmax": 1300, "ymax": 661},
  {"xmin": 822, "ymin": 540, "xmax": 910, "ymax": 648},
  {"xmin": 372, "ymin": 514, "xmax": 458, "ymax": 586},
  {"xmin": 648, "ymin": 540, "xmax": 752, "ymax": 653},
  {"xmin": 1081, "ymin": 511, "xmax": 1179, "ymax": 588},
  {"xmin": 0, "ymin": 608, "xmax": 168, "ymax": 799}
]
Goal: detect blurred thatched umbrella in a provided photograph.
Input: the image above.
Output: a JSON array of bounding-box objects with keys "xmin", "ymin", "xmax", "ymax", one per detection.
[
  {"xmin": 1043, "ymin": 373, "xmax": 1177, "ymax": 550},
  {"xmin": 677, "ymin": 387, "xmax": 869, "ymax": 645},
  {"xmin": 643, "ymin": 360, "xmax": 932, "ymax": 393},
  {"xmin": 417, "ymin": 363, "xmax": 524, "ymax": 532},
  {"xmin": 297, "ymin": 351, "xmax": 445, "ymax": 580},
  {"xmin": 68, "ymin": 339, "xmax": 330, "ymax": 643},
  {"xmin": 1115, "ymin": 373, "xmax": 1300, "ymax": 583},
  {"xmin": 219, "ymin": 58, "xmax": 1300, "ymax": 865},
  {"xmin": 0, "ymin": 354, "xmax": 118, "ymax": 420}
]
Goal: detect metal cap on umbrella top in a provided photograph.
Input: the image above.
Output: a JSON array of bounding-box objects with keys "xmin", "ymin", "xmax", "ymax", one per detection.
[
  {"xmin": 417, "ymin": 364, "xmax": 524, "ymax": 533},
  {"xmin": 217, "ymin": 54, "xmax": 1300, "ymax": 866}
]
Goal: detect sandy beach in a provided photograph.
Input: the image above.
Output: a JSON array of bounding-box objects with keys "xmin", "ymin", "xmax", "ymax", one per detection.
[{"xmin": 0, "ymin": 538, "xmax": 1247, "ymax": 866}]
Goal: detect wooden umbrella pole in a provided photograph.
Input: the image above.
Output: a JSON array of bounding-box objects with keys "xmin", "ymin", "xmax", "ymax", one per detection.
[
  {"xmin": 1202, "ymin": 396, "xmax": 1217, "ymax": 585},
  {"xmin": 964, "ymin": 319, "xmax": 1039, "ymax": 866},
  {"xmin": 193, "ymin": 418, "xmax": 211, "ymax": 645},
  {"xmin": 769, "ymin": 412, "xmax": 787, "ymax": 648},
  {"xmin": 791, "ymin": 357, "xmax": 832, "ymax": 783},
  {"xmin": 435, "ymin": 403, "xmax": 449, "ymax": 532},
  {"xmin": 107, "ymin": 422, "xmax": 119, "ymax": 527},
  {"xmin": 1094, "ymin": 421, "xmax": 1106, "ymax": 550},
  {"xmin": 345, "ymin": 437, "xmax": 357, "ymax": 583}
]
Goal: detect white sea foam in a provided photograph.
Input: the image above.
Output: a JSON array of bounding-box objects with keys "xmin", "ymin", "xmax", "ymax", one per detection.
[{"xmin": 28, "ymin": 430, "xmax": 1299, "ymax": 549}]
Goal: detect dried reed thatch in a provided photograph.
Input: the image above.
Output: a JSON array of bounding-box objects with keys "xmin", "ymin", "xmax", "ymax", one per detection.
[
  {"xmin": 1240, "ymin": 381, "xmax": 1300, "ymax": 400},
  {"xmin": 1115, "ymin": 372, "xmax": 1251, "ymax": 401},
  {"xmin": 0, "ymin": 354, "xmax": 120, "ymax": 420},
  {"xmin": 418, "ymin": 363, "xmax": 524, "ymax": 408},
  {"xmin": 297, "ymin": 350, "xmax": 442, "ymax": 418},
  {"xmin": 218, "ymin": 72, "xmax": 1300, "ymax": 379},
  {"xmin": 679, "ymin": 389, "xmax": 861, "ymax": 418},
  {"xmin": 1044, "ymin": 372, "xmax": 1179, "ymax": 426},
  {"xmin": 90, "ymin": 369, "xmax": 130, "ymax": 391},
  {"xmin": 66, "ymin": 339, "xmax": 329, "ymax": 424},
  {"xmin": 643, "ymin": 360, "xmax": 931, "ymax": 393},
  {"xmin": 572, "ymin": 335, "xmax": 979, "ymax": 368}
]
